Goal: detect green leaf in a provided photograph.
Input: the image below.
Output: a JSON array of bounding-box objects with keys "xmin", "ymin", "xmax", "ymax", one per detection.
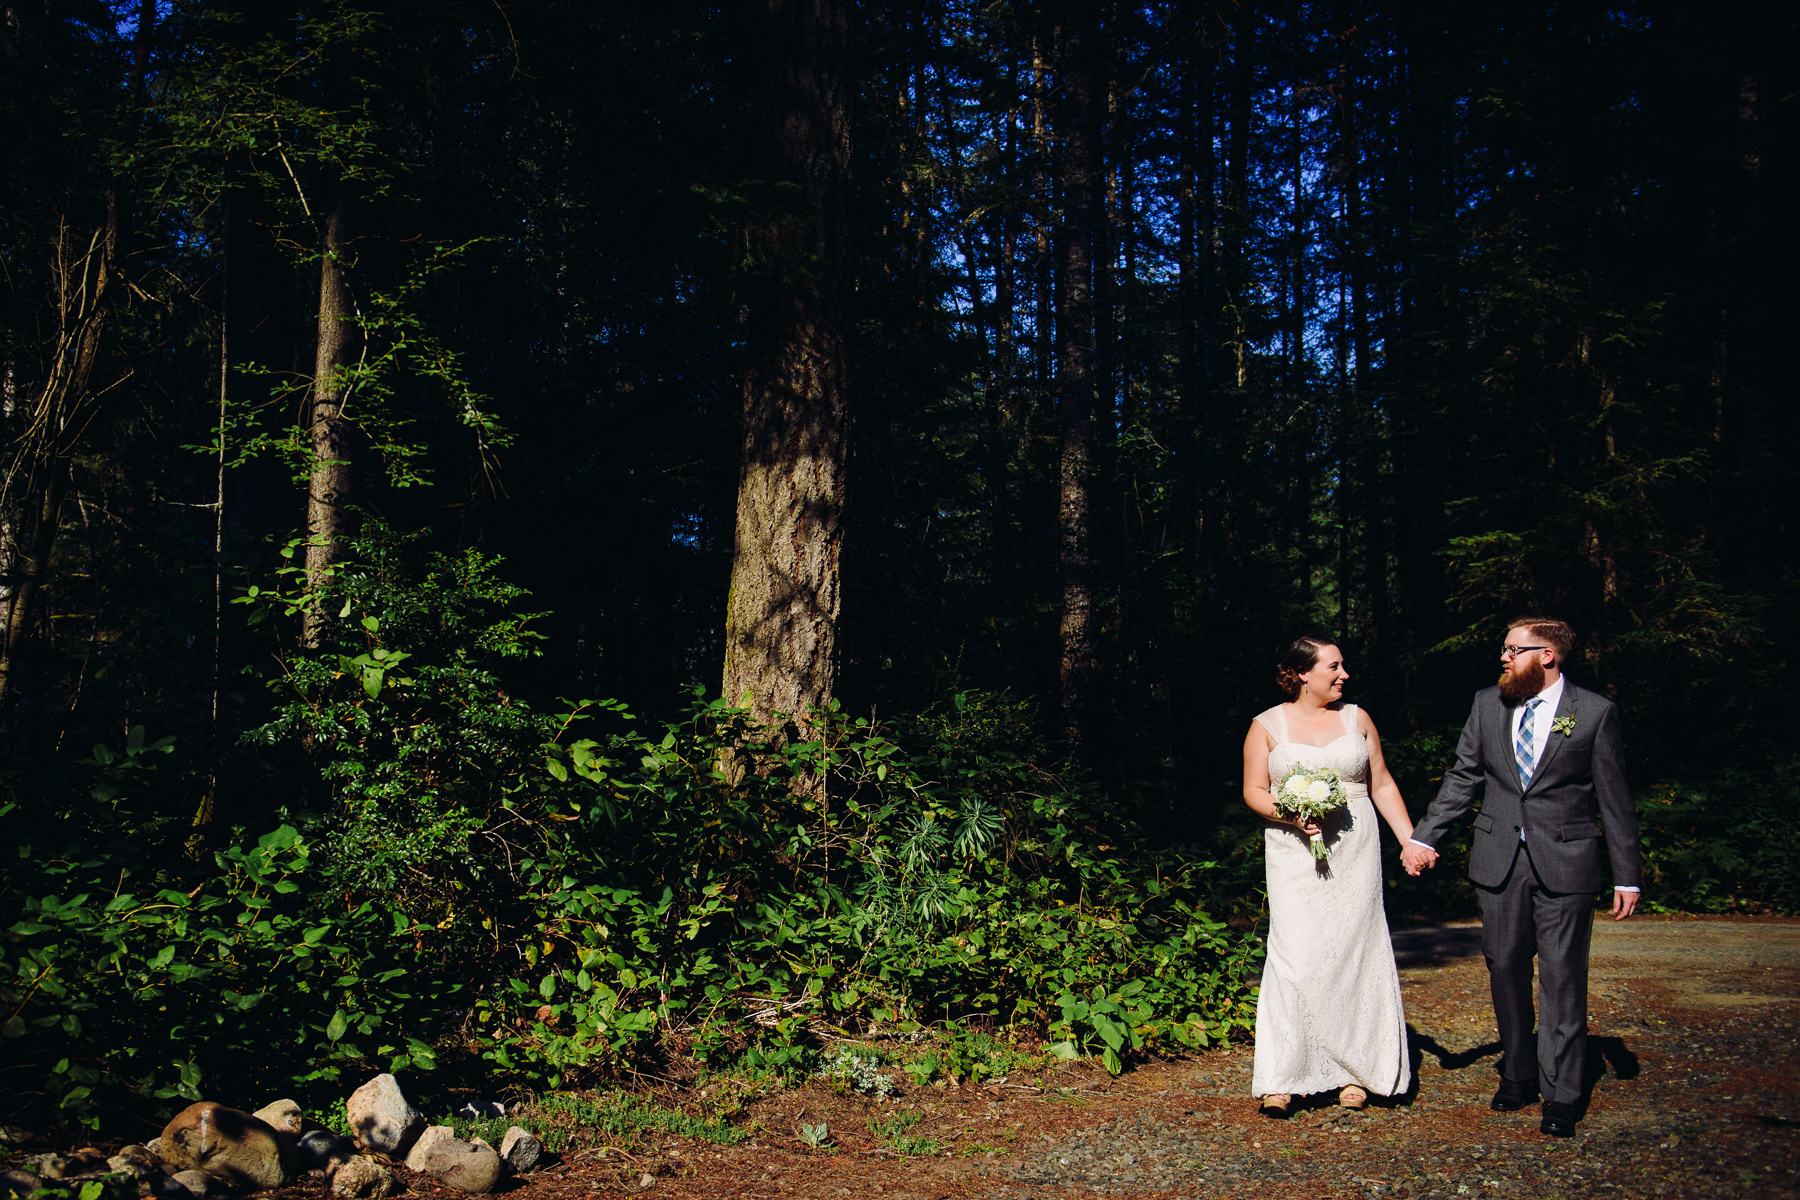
[{"xmin": 326, "ymin": 1009, "xmax": 349, "ymax": 1043}]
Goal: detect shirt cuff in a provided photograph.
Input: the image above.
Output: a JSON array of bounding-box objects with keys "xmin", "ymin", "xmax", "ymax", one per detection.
[
  {"xmin": 1615, "ymin": 886, "xmax": 1640, "ymax": 892},
  {"xmin": 1408, "ymin": 838, "xmax": 1436, "ymax": 851}
]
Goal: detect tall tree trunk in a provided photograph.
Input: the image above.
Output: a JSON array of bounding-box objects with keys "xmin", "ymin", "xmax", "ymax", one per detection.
[
  {"xmin": 0, "ymin": 0, "xmax": 153, "ymax": 716},
  {"xmin": 1388, "ymin": 0, "xmax": 1450, "ymax": 659},
  {"xmin": 1055, "ymin": 0, "xmax": 1102, "ymax": 753},
  {"xmin": 720, "ymin": 0, "xmax": 853, "ymax": 730},
  {"xmin": 0, "ymin": 203, "xmax": 118, "ymax": 717},
  {"xmin": 302, "ymin": 196, "xmax": 361, "ymax": 648}
]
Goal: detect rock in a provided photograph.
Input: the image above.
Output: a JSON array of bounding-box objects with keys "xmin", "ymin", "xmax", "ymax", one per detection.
[
  {"xmin": 408, "ymin": 1132, "xmax": 503, "ymax": 1194},
  {"xmin": 159, "ymin": 1101, "xmax": 294, "ymax": 1191},
  {"xmin": 329, "ymin": 1157, "xmax": 396, "ymax": 1200},
  {"xmin": 22, "ymin": 1154, "xmax": 67, "ymax": 1180},
  {"xmin": 456, "ymin": 1102, "xmax": 505, "ymax": 1120},
  {"xmin": 402, "ymin": 1125, "xmax": 455, "ymax": 1172},
  {"xmin": 108, "ymin": 1153, "xmax": 160, "ymax": 1179},
  {"xmin": 251, "ymin": 1100, "xmax": 305, "ymax": 1138},
  {"xmin": 498, "ymin": 1127, "xmax": 542, "ymax": 1174},
  {"xmin": 297, "ymin": 1128, "xmax": 357, "ymax": 1174},
  {"xmin": 346, "ymin": 1074, "xmax": 425, "ymax": 1156},
  {"xmin": 171, "ymin": 1169, "xmax": 217, "ymax": 1199},
  {"xmin": 144, "ymin": 1138, "xmax": 163, "ymax": 1160},
  {"xmin": 1, "ymin": 1169, "xmax": 43, "ymax": 1198},
  {"xmin": 151, "ymin": 1173, "xmax": 197, "ymax": 1200}
]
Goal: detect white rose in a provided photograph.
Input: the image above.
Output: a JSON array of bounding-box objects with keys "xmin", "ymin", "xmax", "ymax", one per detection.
[
  {"xmin": 1283, "ymin": 778, "xmax": 1307, "ymax": 798},
  {"xmin": 1307, "ymin": 779, "xmax": 1332, "ymax": 803}
]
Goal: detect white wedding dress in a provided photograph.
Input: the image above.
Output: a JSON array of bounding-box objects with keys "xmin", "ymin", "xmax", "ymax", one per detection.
[{"xmin": 1251, "ymin": 703, "xmax": 1410, "ymax": 1099}]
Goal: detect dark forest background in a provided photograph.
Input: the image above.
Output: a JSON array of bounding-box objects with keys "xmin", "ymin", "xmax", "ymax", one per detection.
[{"xmin": 2, "ymin": 0, "xmax": 1796, "ymax": 1131}]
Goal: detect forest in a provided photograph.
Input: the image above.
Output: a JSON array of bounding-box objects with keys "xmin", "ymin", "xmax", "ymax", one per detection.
[{"xmin": 2, "ymin": 0, "xmax": 1795, "ymax": 1137}]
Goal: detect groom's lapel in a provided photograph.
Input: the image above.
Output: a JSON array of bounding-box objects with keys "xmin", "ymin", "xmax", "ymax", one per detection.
[
  {"xmin": 1487, "ymin": 692, "xmax": 1525, "ymax": 796},
  {"xmin": 1527, "ymin": 682, "xmax": 1579, "ymax": 789}
]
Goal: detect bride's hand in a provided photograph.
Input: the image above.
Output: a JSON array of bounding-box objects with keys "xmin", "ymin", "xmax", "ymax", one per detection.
[{"xmin": 1293, "ymin": 817, "xmax": 1321, "ymax": 836}]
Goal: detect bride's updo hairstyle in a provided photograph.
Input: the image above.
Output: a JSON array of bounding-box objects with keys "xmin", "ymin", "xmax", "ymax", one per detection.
[{"xmin": 1276, "ymin": 634, "xmax": 1337, "ymax": 698}]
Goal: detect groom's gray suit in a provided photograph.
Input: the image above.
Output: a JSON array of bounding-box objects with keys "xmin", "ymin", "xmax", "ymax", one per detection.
[{"xmin": 1411, "ymin": 680, "xmax": 1641, "ymax": 1105}]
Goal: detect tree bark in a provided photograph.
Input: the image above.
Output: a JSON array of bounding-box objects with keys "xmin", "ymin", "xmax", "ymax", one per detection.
[
  {"xmin": 0, "ymin": 0, "xmax": 153, "ymax": 715},
  {"xmin": 720, "ymin": 0, "xmax": 853, "ymax": 730},
  {"xmin": 1055, "ymin": 0, "xmax": 1102, "ymax": 753},
  {"xmin": 302, "ymin": 196, "xmax": 361, "ymax": 648}
]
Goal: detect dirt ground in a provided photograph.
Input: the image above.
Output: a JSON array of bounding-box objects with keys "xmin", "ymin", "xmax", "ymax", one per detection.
[{"xmin": 324, "ymin": 915, "xmax": 1800, "ymax": 1200}]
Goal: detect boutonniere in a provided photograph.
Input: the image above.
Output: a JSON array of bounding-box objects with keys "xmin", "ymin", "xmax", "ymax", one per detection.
[{"xmin": 1551, "ymin": 715, "xmax": 1577, "ymax": 738}]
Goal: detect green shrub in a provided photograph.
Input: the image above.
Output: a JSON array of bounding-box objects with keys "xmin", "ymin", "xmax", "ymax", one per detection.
[{"xmin": 0, "ymin": 816, "xmax": 443, "ymax": 1131}]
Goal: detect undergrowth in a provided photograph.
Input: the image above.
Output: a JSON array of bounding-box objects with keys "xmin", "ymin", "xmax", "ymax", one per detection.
[{"xmin": 0, "ymin": 525, "xmax": 1244, "ymax": 1134}]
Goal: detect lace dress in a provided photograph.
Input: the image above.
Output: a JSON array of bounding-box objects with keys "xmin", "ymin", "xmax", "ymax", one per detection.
[{"xmin": 1251, "ymin": 703, "xmax": 1410, "ymax": 1099}]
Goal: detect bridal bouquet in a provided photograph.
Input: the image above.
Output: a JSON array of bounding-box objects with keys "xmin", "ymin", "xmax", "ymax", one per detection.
[{"xmin": 1274, "ymin": 765, "xmax": 1349, "ymax": 859}]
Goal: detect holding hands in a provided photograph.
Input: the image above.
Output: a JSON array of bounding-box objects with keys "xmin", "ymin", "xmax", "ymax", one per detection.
[{"xmin": 1400, "ymin": 841, "xmax": 1438, "ymax": 876}]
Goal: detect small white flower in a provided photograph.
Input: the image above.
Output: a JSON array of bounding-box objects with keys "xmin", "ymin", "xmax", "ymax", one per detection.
[
  {"xmin": 1283, "ymin": 777, "xmax": 1307, "ymax": 798},
  {"xmin": 1307, "ymin": 779, "xmax": 1332, "ymax": 802}
]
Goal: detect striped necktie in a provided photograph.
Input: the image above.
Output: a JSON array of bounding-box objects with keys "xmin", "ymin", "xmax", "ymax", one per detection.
[{"xmin": 1515, "ymin": 697, "xmax": 1542, "ymax": 789}]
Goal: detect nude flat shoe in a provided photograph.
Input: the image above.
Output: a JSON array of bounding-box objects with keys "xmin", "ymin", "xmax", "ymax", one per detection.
[
  {"xmin": 1260, "ymin": 1093, "xmax": 1292, "ymax": 1118},
  {"xmin": 1339, "ymin": 1085, "xmax": 1368, "ymax": 1110}
]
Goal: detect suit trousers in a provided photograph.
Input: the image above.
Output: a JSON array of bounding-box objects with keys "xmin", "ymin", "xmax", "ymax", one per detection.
[{"xmin": 1476, "ymin": 843, "xmax": 1595, "ymax": 1106}]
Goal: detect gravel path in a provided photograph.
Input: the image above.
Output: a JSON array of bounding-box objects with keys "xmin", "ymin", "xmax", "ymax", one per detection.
[
  {"xmin": 220, "ymin": 916, "xmax": 1800, "ymax": 1200},
  {"xmin": 981, "ymin": 917, "xmax": 1800, "ymax": 1199}
]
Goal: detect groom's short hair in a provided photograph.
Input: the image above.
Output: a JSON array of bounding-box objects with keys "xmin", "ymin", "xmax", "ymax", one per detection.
[{"xmin": 1508, "ymin": 616, "xmax": 1574, "ymax": 664}]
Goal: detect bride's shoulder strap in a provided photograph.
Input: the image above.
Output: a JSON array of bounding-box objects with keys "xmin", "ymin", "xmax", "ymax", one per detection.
[
  {"xmin": 1340, "ymin": 703, "xmax": 1360, "ymax": 734},
  {"xmin": 1253, "ymin": 705, "xmax": 1287, "ymax": 744}
]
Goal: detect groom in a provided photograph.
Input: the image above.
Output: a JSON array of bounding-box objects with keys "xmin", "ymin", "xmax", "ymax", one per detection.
[{"xmin": 1400, "ymin": 618, "xmax": 1640, "ymax": 1138}]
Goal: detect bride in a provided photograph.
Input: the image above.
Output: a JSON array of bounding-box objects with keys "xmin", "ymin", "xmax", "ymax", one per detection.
[{"xmin": 1241, "ymin": 635, "xmax": 1415, "ymax": 1116}]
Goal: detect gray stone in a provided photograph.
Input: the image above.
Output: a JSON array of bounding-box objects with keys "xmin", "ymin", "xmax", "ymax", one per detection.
[
  {"xmin": 345, "ymin": 1074, "xmax": 424, "ymax": 1157},
  {"xmin": 22, "ymin": 1154, "xmax": 67, "ymax": 1180},
  {"xmin": 108, "ymin": 1153, "xmax": 159, "ymax": 1179},
  {"xmin": 498, "ymin": 1126, "xmax": 542, "ymax": 1174},
  {"xmin": 251, "ymin": 1100, "xmax": 305, "ymax": 1138},
  {"xmin": 151, "ymin": 1173, "xmax": 196, "ymax": 1200},
  {"xmin": 171, "ymin": 1169, "xmax": 216, "ymax": 1199},
  {"xmin": 409, "ymin": 1133, "xmax": 503, "ymax": 1194},
  {"xmin": 329, "ymin": 1157, "xmax": 396, "ymax": 1200},
  {"xmin": 297, "ymin": 1128, "xmax": 356, "ymax": 1174},
  {"xmin": 402, "ymin": 1125, "xmax": 456, "ymax": 1172},
  {"xmin": 1, "ymin": 1169, "xmax": 43, "ymax": 1198},
  {"xmin": 456, "ymin": 1102, "xmax": 505, "ymax": 1120},
  {"xmin": 159, "ymin": 1101, "xmax": 293, "ymax": 1191}
]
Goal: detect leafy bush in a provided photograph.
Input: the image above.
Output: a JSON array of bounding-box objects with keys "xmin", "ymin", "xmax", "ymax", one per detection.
[
  {"xmin": 0, "ymin": 815, "xmax": 442, "ymax": 1131},
  {"xmin": 1637, "ymin": 770, "xmax": 1800, "ymax": 914},
  {"xmin": 4, "ymin": 528, "xmax": 1263, "ymax": 1136}
]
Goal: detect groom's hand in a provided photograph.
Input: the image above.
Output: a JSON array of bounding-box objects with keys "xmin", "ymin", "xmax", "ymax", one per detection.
[
  {"xmin": 1611, "ymin": 889, "xmax": 1640, "ymax": 921},
  {"xmin": 1400, "ymin": 842, "xmax": 1437, "ymax": 876}
]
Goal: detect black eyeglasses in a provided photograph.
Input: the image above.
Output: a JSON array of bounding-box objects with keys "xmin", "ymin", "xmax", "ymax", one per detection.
[{"xmin": 1500, "ymin": 645, "xmax": 1546, "ymax": 659}]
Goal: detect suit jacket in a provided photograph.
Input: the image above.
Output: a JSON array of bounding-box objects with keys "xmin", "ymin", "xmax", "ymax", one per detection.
[{"xmin": 1413, "ymin": 680, "xmax": 1642, "ymax": 894}]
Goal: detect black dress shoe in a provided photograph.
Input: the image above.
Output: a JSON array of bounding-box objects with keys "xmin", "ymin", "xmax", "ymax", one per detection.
[
  {"xmin": 1491, "ymin": 1080, "xmax": 1540, "ymax": 1111},
  {"xmin": 1539, "ymin": 1101, "xmax": 1578, "ymax": 1138}
]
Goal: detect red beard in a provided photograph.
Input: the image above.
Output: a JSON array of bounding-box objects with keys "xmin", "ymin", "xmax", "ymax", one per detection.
[{"xmin": 1498, "ymin": 655, "xmax": 1547, "ymax": 703}]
